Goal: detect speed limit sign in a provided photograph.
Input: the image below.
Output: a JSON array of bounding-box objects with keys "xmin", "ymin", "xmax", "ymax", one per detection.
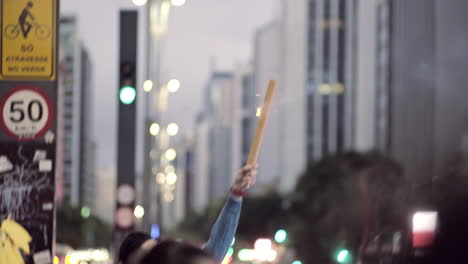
[{"xmin": 0, "ymin": 85, "xmax": 54, "ymax": 141}]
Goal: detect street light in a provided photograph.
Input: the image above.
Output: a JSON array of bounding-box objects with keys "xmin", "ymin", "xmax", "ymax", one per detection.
[
  {"xmin": 165, "ymin": 165, "xmax": 175, "ymax": 173},
  {"xmin": 165, "ymin": 148, "xmax": 177, "ymax": 161},
  {"xmin": 171, "ymin": 0, "xmax": 186, "ymax": 7},
  {"xmin": 238, "ymin": 249, "xmax": 255, "ymax": 261},
  {"xmin": 254, "ymin": 239, "xmax": 276, "ymax": 262},
  {"xmin": 254, "ymin": 239, "xmax": 272, "ymax": 251},
  {"xmin": 132, "ymin": 0, "xmax": 147, "ymax": 6},
  {"xmin": 167, "ymin": 79, "xmax": 181, "ymax": 93},
  {"xmin": 143, "ymin": 80, "xmax": 153, "ymax": 92},
  {"xmin": 166, "ymin": 172, "xmax": 177, "ymax": 185},
  {"xmin": 156, "ymin": 173, "xmax": 166, "ymax": 184},
  {"xmin": 167, "ymin": 123, "xmax": 179, "ymax": 136},
  {"xmin": 65, "ymin": 255, "xmax": 78, "ymax": 264},
  {"xmin": 134, "ymin": 205, "xmax": 145, "ymax": 219},
  {"xmin": 149, "ymin": 123, "xmax": 160, "ymax": 136}
]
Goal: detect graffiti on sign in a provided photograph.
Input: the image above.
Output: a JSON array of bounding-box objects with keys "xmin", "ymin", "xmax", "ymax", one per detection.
[{"xmin": 0, "ymin": 143, "xmax": 55, "ymax": 264}]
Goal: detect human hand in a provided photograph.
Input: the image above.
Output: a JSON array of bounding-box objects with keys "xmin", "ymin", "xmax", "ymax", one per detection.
[{"xmin": 231, "ymin": 163, "xmax": 258, "ymax": 197}]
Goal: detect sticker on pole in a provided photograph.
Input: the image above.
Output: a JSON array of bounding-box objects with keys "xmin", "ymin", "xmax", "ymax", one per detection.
[{"xmin": 0, "ymin": 85, "xmax": 53, "ymax": 141}]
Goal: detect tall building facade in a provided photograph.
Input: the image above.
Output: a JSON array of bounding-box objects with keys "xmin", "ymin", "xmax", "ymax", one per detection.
[
  {"xmin": 278, "ymin": 0, "xmax": 308, "ymax": 192},
  {"xmin": 192, "ymin": 114, "xmax": 212, "ymax": 211},
  {"xmin": 253, "ymin": 21, "xmax": 282, "ymax": 190},
  {"xmin": 192, "ymin": 72, "xmax": 233, "ymax": 210},
  {"xmin": 190, "ymin": 67, "xmax": 255, "ymax": 211},
  {"xmin": 375, "ymin": 0, "xmax": 468, "ymax": 182},
  {"xmin": 58, "ymin": 17, "xmax": 96, "ymax": 208},
  {"xmin": 306, "ymin": 0, "xmax": 358, "ymax": 160},
  {"xmin": 207, "ymin": 73, "xmax": 235, "ymax": 201},
  {"xmin": 245, "ymin": 0, "xmax": 359, "ymax": 192},
  {"xmin": 239, "ymin": 71, "xmax": 256, "ymax": 168},
  {"xmin": 79, "ymin": 49, "xmax": 96, "ymax": 208},
  {"xmin": 269, "ymin": 0, "xmax": 359, "ymax": 191}
]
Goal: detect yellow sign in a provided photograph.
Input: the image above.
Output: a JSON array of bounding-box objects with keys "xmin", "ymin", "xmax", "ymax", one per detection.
[{"xmin": 0, "ymin": 0, "xmax": 56, "ymax": 80}]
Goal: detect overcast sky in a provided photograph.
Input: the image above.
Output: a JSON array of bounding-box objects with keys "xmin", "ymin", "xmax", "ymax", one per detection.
[{"xmin": 60, "ymin": 0, "xmax": 277, "ymax": 170}]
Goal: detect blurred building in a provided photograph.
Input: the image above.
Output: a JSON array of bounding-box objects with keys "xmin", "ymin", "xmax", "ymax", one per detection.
[
  {"xmin": 193, "ymin": 72, "xmax": 233, "ymax": 210},
  {"xmin": 95, "ymin": 167, "xmax": 116, "ymax": 224},
  {"xmin": 191, "ymin": 68, "xmax": 254, "ymax": 211},
  {"xmin": 239, "ymin": 71, "xmax": 256, "ymax": 170},
  {"xmin": 305, "ymin": 0, "xmax": 358, "ymax": 159},
  {"xmin": 253, "ymin": 21, "xmax": 282, "ymax": 190},
  {"xmin": 266, "ymin": 0, "xmax": 359, "ymax": 191},
  {"xmin": 193, "ymin": 113, "xmax": 213, "ymax": 211},
  {"xmin": 276, "ymin": 0, "xmax": 308, "ymax": 192},
  {"xmin": 57, "ymin": 17, "xmax": 96, "ymax": 209},
  {"xmin": 161, "ymin": 136, "xmax": 194, "ymax": 228},
  {"xmin": 374, "ymin": 0, "xmax": 468, "ymax": 182},
  {"xmin": 209, "ymin": 76, "xmax": 235, "ymax": 202},
  {"xmin": 232, "ymin": 65, "xmax": 254, "ymax": 183}
]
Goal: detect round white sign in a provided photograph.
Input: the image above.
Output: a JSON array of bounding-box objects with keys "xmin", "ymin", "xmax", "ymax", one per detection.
[
  {"xmin": 117, "ymin": 184, "xmax": 135, "ymax": 205},
  {"xmin": 115, "ymin": 207, "xmax": 135, "ymax": 229},
  {"xmin": 0, "ymin": 85, "xmax": 53, "ymax": 141}
]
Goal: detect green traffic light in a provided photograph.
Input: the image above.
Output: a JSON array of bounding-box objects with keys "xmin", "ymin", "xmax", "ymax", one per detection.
[
  {"xmin": 292, "ymin": 261, "xmax": 302, "ymax": 264},
  {"xmin": 81, "ymin": 206, "xmax": 91, "ymax": 218},
  {"xmin": 336, "ymin": 249, "xmax": 349, "ymax": 263},
  {"xmin": 120, "ymin": 86, "xmax": 136, "ymax": 104},
  {"xmin": 275, "ymin": 229, "xmax": 287, "ymax": 243}
]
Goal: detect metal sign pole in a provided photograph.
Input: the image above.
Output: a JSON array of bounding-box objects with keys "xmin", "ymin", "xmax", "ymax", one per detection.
[{"xmin": 0, "ymin": 0, "xmax": 58, "ymax": 263}]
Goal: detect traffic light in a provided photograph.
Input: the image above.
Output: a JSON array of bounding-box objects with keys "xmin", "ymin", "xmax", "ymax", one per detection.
[
  {"xmin": 119, "ymin": 62, "xmax": 136, "ymax": 104},
  {"xmin": 114, "ymin": 11, "xmax": 138, "ymax": 252},
  {"xmin": 336, "ymin": 249, "xmax": 350, "ymax": 263},
  {"xmin": 120, "ymin": 85, "xmax": 136, "ymax": 104},
  {"xmin": 81, "ymin": 206, "xmax": 91, "ymax": 218},
  {"xmin": 275, "ymin": 229, "xmax": 287, "ymax": 243}
]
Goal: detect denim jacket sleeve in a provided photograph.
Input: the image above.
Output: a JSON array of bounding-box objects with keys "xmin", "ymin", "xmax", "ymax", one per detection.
[{"xmin": 203, "ymin": 195, "xmax": 242, "ymax": 262}]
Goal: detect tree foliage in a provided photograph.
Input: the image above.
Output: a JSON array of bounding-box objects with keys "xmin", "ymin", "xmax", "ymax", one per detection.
[
  {"xmin": 289, "ymin": 151, "xmax": 406, "ymax": 264},
  {"xmin": 56, "ymin": 201, "xmax": 112, "ymax": 249},
  {"xmin": 178, "ymin": 152, "xmax": 407, "ymax": 264}
]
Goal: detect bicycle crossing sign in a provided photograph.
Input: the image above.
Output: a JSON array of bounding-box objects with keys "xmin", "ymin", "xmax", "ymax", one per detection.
[{"xmin": 0, "ymin": 0, "xmax": 57, "ymax": 80}]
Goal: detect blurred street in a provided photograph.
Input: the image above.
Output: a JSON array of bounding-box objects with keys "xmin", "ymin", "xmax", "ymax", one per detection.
[{"xmin": 2, "ymin": 0, "xmax": 468, "ymax": 264}]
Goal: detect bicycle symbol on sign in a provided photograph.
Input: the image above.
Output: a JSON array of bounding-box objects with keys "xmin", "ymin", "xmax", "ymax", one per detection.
[{"xmin": 3, "ymin": 1, "xmax": 51, "ymax": 40}]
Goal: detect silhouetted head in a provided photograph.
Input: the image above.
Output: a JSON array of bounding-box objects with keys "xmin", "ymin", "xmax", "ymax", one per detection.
[
  {"xmin": 141, "ymin": 241, "xmax": 214, "ymax": 264},
  {"xmin": 27, "ymin": 1, "xmax": 33, "ymax": 8},
  {"xmin": 119, "ymin": 232, "xmax": 152, "ymax": 264}
]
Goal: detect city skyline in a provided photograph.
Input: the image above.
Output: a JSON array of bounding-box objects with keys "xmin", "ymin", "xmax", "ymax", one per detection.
[{"xmin": 60, "ymin": 0, "xmax": 277, "ymax": 171}]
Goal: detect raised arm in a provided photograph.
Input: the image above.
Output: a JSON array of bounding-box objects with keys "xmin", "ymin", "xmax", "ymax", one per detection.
[{"xmin": 203, "ymin": 164, "xmax": 258, "ymax": 262}]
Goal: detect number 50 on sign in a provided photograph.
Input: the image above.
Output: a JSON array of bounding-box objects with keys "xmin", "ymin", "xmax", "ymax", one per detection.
[{"xmin": 0, "ymin": 85, "xmax": 54, "ymax": 141}]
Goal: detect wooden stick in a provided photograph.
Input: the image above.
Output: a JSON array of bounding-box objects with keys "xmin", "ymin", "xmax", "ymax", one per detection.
[{"xmin": 247, "ymin": 80, "xmax": 277, "ymax": 166}]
